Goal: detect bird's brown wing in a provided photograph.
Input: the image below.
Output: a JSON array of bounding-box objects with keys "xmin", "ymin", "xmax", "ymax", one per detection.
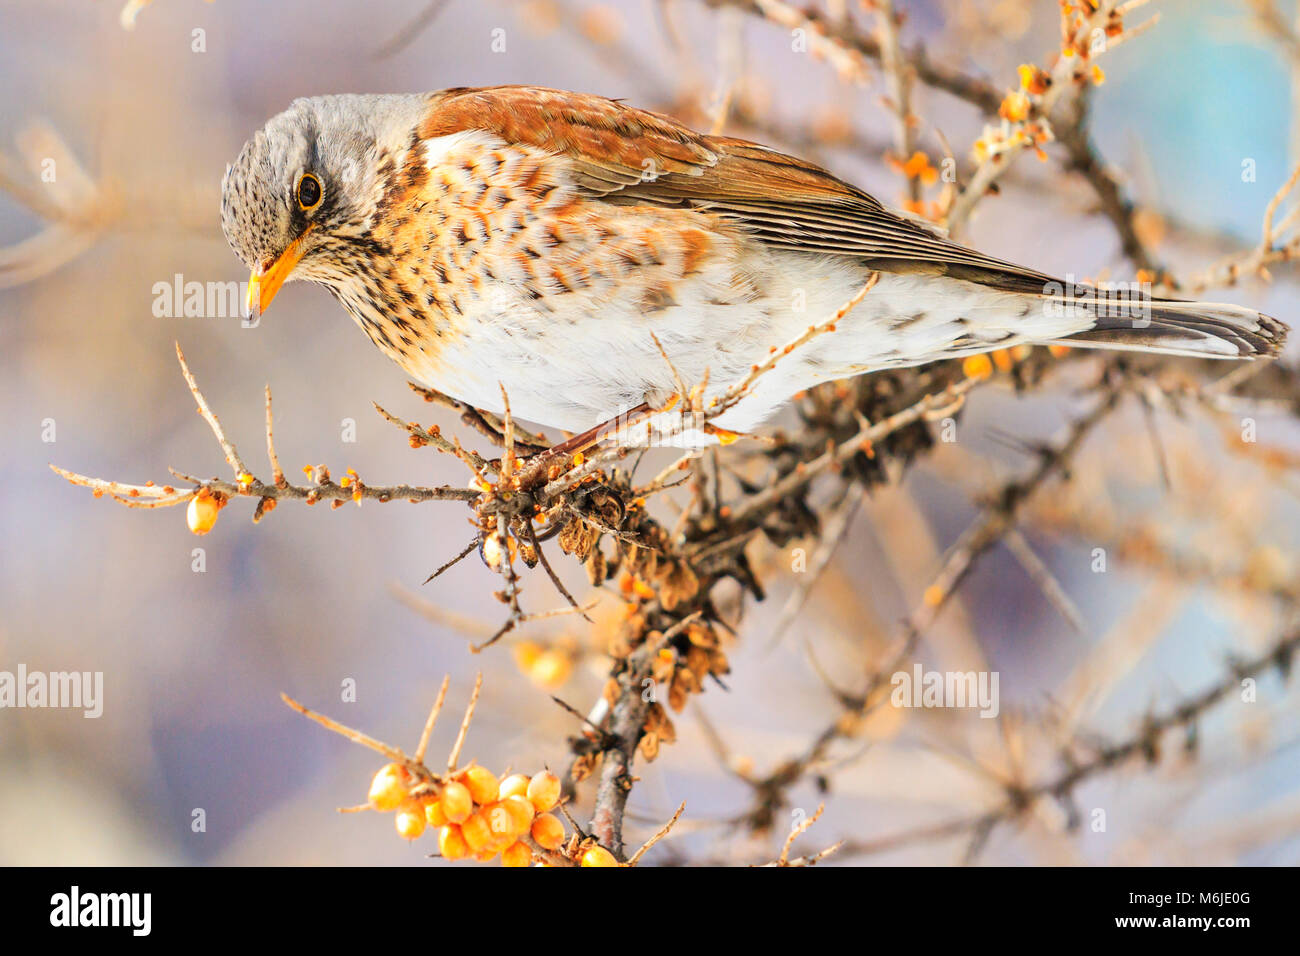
[{"xmin": 421, "ymin": 86, "xmax": 1055, "ymax": 294}]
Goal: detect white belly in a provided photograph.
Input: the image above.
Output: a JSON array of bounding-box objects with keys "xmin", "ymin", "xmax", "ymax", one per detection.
[{"xmin": 399, "ymin": 249, "xmax": 1084, "ymax": 437}]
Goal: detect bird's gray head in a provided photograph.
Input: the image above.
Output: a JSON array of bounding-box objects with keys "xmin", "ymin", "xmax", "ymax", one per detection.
[{"xmin": 220, "ymin": 93, "xmax": 431, "ymax": 319}]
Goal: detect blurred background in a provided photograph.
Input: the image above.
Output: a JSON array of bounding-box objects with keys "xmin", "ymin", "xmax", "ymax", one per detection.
[{"xmin": 1, "ymin": 0, "xmax": 1298, "ymax": 865}]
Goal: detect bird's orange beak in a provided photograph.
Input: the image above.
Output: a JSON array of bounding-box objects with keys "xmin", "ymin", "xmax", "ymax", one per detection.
[{"xmin": 245, "ymin": 226, "xmax": 313, "ymax": 322}]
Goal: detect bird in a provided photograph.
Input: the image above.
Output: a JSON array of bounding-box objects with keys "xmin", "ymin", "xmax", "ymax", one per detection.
[{"xmin": 220, "ymin": 85, "xmax": 1287, "ymax": 443}]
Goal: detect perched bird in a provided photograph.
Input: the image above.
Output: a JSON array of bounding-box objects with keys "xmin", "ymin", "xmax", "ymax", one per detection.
[{"xmin": 221, "ymin": 86, "xmax": 1286, "ymax": 440}]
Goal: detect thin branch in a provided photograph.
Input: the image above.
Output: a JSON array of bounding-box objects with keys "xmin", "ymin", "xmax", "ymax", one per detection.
[
  {"xmin": 414, "ymin": 676, "xmax": 451, "ymax": 763},
  {"xmin": 176, "ymin": 342, "xmax": 251, "ymax": 480},
  {"xmin": 626, "ymin": 801, "xmax": 687, "ymax": 866},
  {"xmin": 446, "ymin": 672, "xmax": 484, "ymax": 773}
]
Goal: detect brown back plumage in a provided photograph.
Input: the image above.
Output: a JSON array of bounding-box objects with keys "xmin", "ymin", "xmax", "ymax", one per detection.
[
  {"xmin": 416, "ymin": 86, "xmax": 1286, "ymax": 359},
  {"xmin": 419, "ymin": 86, "xmax": 1058, "ymax": 292}
]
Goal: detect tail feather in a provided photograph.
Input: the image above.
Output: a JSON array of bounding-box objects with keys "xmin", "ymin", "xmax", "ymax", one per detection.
[{"xmin": 1052, "ymin": 297, "xmax": 1287, "ymax": 360}]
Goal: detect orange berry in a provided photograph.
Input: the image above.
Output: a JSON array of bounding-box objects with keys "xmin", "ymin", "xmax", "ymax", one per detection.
[
  {"xmin": 527, "ymin": 771, "xmax": 561, "ymax": 813},
  {"xmin": 460, "ymin": 811, "xmax": 493, "ymax": 852},
  {"xmin": 499, "ymin": 773, "xmax": 530, "ymax": 800},
  {"xmin": 512, "ymin": 641, "xmax": 543, "ymax": 674},
  {"xmin": 530, "ymin": 650, "xmax": 573, "ymax": 689},
  {"xmin": 503, "ymin": 794, "xmax": 536, "ymax": 833},
  {"xmin": 424, "ymin": 799, "xmax": 447, "ymax": 828},
  {"xmin": 474, "ymin": 849, "xmax": 498, "ymax": 862},
  {"xmin": 502, "ymin": 841, "xmax": 533, "ymax": 867},
  {"xmin": 462, "ymin": 765, "xmax": 500, "ymax": 804},
  {"xmin": 962, "ymin": 354, "xmax": 994, "ymax": 380},
  {"xmin": 367, "ymin": 763, "xmax": 410, "ymax": 811},
  {"xmin": 186, "ymin": 489, "xmax": 221, "ymax": 535},
  {"xmin": 484, "ymin": 801, "xmax": 516, "ymax": 840},
  {"xmin": 439, "ymin": 781, "xmax": 473, "ymax": 823},
  {"xmin": 394, "ymin": 800, "xmax": 426, "ymax": 840},
  {"xmin": 581, "ymin": 845, "xmax": 619, "ymax": 867},
  {"xmin": 439, "ymin": 824, "xmax": 469, "ymax": 860},
  {"xmin": 531, "ymin": 812, "xmax": 565, "ymax": 850}
]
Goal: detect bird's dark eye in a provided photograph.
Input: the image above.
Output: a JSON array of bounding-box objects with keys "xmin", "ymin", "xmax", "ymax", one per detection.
[{"xmin": 296, "ymin": 173, "xmax": 322, "ymax": 212}]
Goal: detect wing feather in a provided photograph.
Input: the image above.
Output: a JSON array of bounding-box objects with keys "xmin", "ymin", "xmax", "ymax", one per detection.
[{"xmin": 420, "ymin": 86, "xmax": 1053, "ymax": 292}]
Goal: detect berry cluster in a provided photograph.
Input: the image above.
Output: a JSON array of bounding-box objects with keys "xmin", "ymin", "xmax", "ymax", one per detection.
[
  {"xmin": 284, "ymin": 677, "xmax": 626, "ymax": 867},
  {"xmin": 368, "ymin": 763, "xmax": 618, "ymax": 867}
]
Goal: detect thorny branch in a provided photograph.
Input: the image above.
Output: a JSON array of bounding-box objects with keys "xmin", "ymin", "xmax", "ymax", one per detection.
[
  {"xmin": 51, "ymin": 344, "xmax": 480, "ymax": 523},
  {"xmin": 832, "ymin": 623, "xmax": 1300, "ymax": 863},
  {"xmin": 720, "ymin": 373, "xmax": 1124, "ymax": 831}
]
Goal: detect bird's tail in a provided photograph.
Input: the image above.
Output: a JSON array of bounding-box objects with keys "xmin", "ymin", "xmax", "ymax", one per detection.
[{"xmin": 1048, "ymin": 294, "xmax": 1287, "ymax": 359}]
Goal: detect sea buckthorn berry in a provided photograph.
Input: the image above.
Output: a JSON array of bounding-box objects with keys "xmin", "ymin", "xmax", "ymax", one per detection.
[
  {"xmin": 527, "ymin": 771, "xmax": 561, "ymax": 813},
  {"xmin": 394, "ymin": 801, "xmax": 426, "ymax": 841},
  {"xmin": 502, "ymin": 841, "xmax": 532, "ymax": 867},
  {"xmin": 531, "ymin": 812, "xmax": 565, "ymax": 850},
  {"xmin": 499, "ymin": 773, "xmax": 530, "ymax": 800},
  {"xmin": 424, "ymin": 799, "xmax": 447, "ymax": 828},
  {"xmin": 962, "ymin": 354, "xmax": 994, "ymax": 380},
  {"xmin": 439, "ymin": 781, "xmax": 473, "ymax": 823},
  {"xmin": 513, "ymin": 642, "xmax": 542, "ymax": 674},
  {"xmin": 439, "ymin": 825, "xmax": 469, "ymax": 860},
  {"xmin": 503, "ymin": 794, "xmax": 535, "ymax": 833},
  {"xmin": 460, "ymin": 811, "xmax": 493, "ymax": 852},
  {"xmin": 531, "ymin": 650, "xmax": 572, "ymax": 688},
  {"xmin": 581, "ymin": 845, "xmax": 619, "ymax": 867},
  {"xmin": 187, "ymin": 489, "xmax": 221, "ymax": 535},
  {"xmin": 367, "ymin": 762, "xmax": 410, "ymax": 811},
  {"xmin": 462, "ymin": 765, "xmax": 500, "ymax": 804},
  {"xmin": 485, "ymin": 801, "xmax": 515, "ymax": 838}
]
